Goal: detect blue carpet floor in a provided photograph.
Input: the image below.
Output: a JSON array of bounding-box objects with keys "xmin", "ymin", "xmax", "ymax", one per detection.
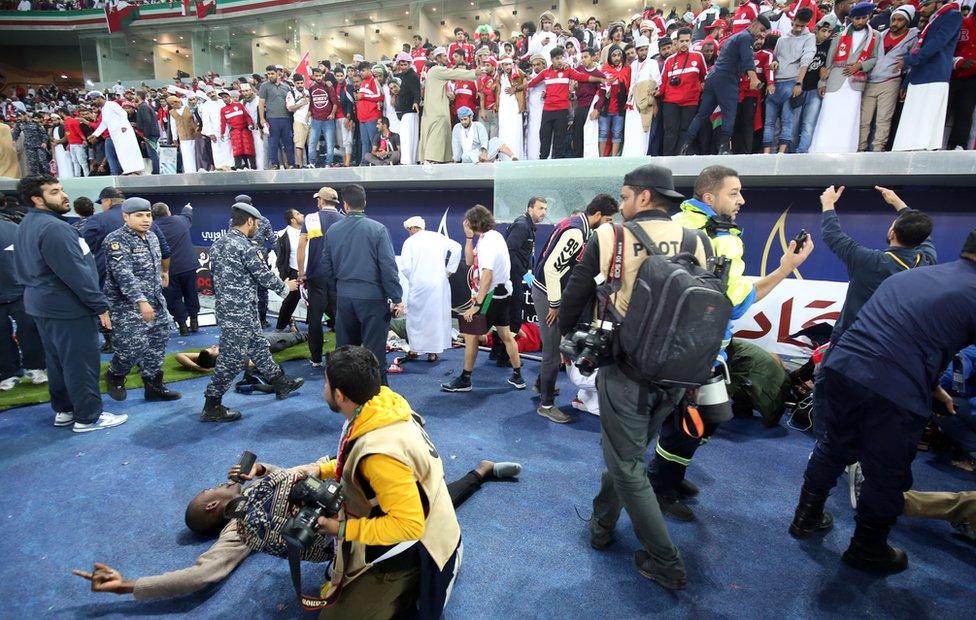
[{"xmin": 0, "ymin": 326, "xmax": 973, "ymax": 619}]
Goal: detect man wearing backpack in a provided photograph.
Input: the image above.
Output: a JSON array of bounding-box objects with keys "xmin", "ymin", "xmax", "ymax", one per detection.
[
  {"xmin": 646, "ymin": 165, "xmax": 814, "ymax": 521},
  {"xmin": 559, "ymin": 163, "xmax": 711, "ymax": 591}
]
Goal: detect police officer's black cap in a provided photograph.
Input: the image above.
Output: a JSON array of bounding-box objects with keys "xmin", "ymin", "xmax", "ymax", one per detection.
[
  {"xmin": 232, "ymin": 202, "xmax": 262, "ymax": 219},
  {"xmin": 963, "ymin": 228, "xmax": 976, "ymax": 256},
  {"xmin": 234, "ymin": 194, "xmax": 252, "ymax": 205},
  {"xmin": 623, "ymin": 164, "xmax": 685, "ymax": 200},
  {"xmin": 98, "ymin": 186, "xmax": 125, "ymax": 201}
]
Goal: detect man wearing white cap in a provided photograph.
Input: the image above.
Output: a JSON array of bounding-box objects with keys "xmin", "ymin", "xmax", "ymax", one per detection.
[
  {"xmin": 859, "ymin": 5, "xmax": 918, "ymax": 151},
  {"xmin": 394, "ymin": 52, "xmax": 422, "ymax": 165},
  {"xmin": 398, "ymin": 216, "xmax": 463, "ymax": 363},
  {"xmin": 86, "ymin": 91, "xmax": 144, "ymax": 175},
  {"xmin": 622, "ymin": 35, "xmax": 662, "ymax": 156},
  {"xmin": 419, "ymin": 48, "xmax": 478, "ymax": 163},
  {"xmin": 201, "ymin": 89, "xmax": 234, "ymax": 170}
]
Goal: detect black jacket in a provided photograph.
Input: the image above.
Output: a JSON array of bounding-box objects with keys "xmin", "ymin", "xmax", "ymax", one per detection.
[
  {"xmin": 274, "ymin": 227, "xmax": 295, "ymax": 279},
  {"xmin": 395, "ymin": 69, "xmax": 422, "ymax": 115},
  {"xmin": 504, "ymin": 213, "xmax": 536, "ymax": 279},
  {"xmin": 136, "ymin": 102, "xmax": 160, "ymax": 139}
]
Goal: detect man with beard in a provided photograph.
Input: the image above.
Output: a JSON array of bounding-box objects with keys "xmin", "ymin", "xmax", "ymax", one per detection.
[
  {"xmin": 307, "ymin": 67, "xmax": 337, "ymax": 168},
  {"xmin": 810, "ymin": 2, "xmax": 881, "ymax": 153},
  {"xmin": 621, "ymin": 36, "xmax": 661, "ymax": 157},
  {"xmin": 859, "ymin": 5, "xmax": 918, "ymax": 151},
  {"xmin": 394, "ymin": 52, "xmax": 422, "ymax": 165},
  {"xmin": 167, "ymin": 95, "xmax": 199, "ymax": 173},
  {"xmin": 258, "ymin": 65, "xmax": 296, "ymax": 169},
  {"xmin": 419, "ymin": 48, "xmax": 478, "ymax": 163},
  {"xmin": 13, "ymin": 175, "xmax": 126, "ymax": 433},
  {"xmin": 659, "ymin": 29, "xmax": 708, "ymax": 155}
]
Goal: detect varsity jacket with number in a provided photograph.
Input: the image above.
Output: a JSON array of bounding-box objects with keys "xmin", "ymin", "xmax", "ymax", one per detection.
[{"xmin": 532, "ymin": 214, "xmax": 592, "ymax": 308}]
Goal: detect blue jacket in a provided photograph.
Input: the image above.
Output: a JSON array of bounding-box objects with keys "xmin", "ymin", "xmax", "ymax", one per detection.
[
  {"xmin": 825, "ymin": 258, "xmax": 976, "ymax": 417},
  {"xmin": 822, "ymin": 209, "xmax": 937, "ymax": 343},
  {"xmin": 941, "ymin": 345, "xmax": 976, "ymax": 400},
  {"xmin": 82, "ymin": 204, "xmax": 172, "ymax": 284},
  {"xmin": 321, "ymin": 212, "xmax": 402, "ymax": 302},
  {"xmin": 904, "ymin": 7, "xmax": 962, "ymax": 85},
  {"xmin": 711, "ymin": 30, "xmax": 758, "ymax": 81},
  {"xmin": 0, "ymin": 220, "xmax": 23, "ymax": 303},
  {"xmin": 14, "ymin": 208, "xmax": 109, "ymax": 319},
  {"xmin": 153, "ymin": 204, "xmax": 197, "ymax": 276}
]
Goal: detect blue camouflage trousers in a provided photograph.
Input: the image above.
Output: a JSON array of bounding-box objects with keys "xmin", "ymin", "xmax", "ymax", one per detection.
[
  {"xmin": 109, "ymin": 304, "xmax": 170, "ymax": 377},
  {"xmin": 204, "ymin": 326, "xmax": 282, "ymax": 400}
]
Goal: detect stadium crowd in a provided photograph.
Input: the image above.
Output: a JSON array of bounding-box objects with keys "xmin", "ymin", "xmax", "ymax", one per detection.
[{"xmin": 1, "ymin": 0, "xmax": 975, "ymax": 178}]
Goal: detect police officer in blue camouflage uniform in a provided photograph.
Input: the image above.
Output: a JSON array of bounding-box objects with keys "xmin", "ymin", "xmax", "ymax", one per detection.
[
  {"xmin": 231, "ymin": 194, "xmax": 276, "ymax": 327},
  {"xmin": 203, "ymin": 202, "xmax": 303, "ymax": 422},
  {"xmin": 102, "ymin": 198, "xmax": 181, "ymax": 403}
]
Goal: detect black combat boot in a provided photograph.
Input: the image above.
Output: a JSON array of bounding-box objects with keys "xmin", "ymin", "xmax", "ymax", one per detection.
[
  {"xmin": 789, "ymin": 488, "xmax": 834, "ymax": 538},
  {"xmin": 842, "ymin": 522, "xmax": 908, "ymax": 574},
  {"xmin": 143, "ymin": 372, "xmax": 181, "ymax": 401},
  {"xmin": 177, "ymin": 320, "xmax": 189, "ymax": 337},
  {"xmin": 200, "ymin": 396, "xmax": 242, "ymax": 422},
  {"xmin": 189, "ymin": 315, "xmax": 199, "ymax": 333},
  {"xmin": 105, "ymin": 368, "xmax": 127, "ymax": 401},
  {"xmin": 272, "ymin": 373, "xmax": 304, "ymax": 400}
]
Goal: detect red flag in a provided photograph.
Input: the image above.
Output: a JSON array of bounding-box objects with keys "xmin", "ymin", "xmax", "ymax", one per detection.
[
  {"xmin": 292, "ymin": 51, "xmax": 312, "ymax": 83},
  {"xmin": 195, "ymin": 0, "xmax": 216, "ymax": 19},
  {"xmin": 104, "ymin": 0, "xmax": 139, "ymax": 33}
]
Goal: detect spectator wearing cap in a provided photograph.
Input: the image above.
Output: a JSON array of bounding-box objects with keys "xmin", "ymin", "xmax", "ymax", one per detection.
[
  {"xmin": 622, "ymin": 35, "xmax": 662, "ymax": 157},
  {"xmin": 859, "ymin": 4, "xmax": 919, "ymax": 151},
  {"xmin": 947, "ymin": 3, "xmax": 976, "ymax": 149},
  {"xmin": 320, "ymin": 185, "xmax": 403, "ymax": 385},
  {"xmin": 679, "ymin": 15, "xmax": 771, "ymax": 155},
  {"xmin": 296, "ymin": 187, "xmax": 344, "ymax": 367},
  {"xmin": 394, "ymin": 52, "xmax": 422, "ymax": 165},
  {"xmin": 201, "ymin": 88, "xmax": 234, "ymax": 171},
  {"xmin": 451, "ymin": 106, "xmax": 519, "ymax": 163},
  {"xmin": 892, "ymin": 0, "xmax": 963, "ymax": 150},
  {"xmin": 258, "ymin": 64, "xmax": 296, "ymax": 169},
  {"xmin": 14, "ymin": 174, "xmax": 127, "ymax": 433},
  {"xmin": 763, "ymin": 8, "xmax": 817, "ymax": 154},
  {"xmin": 659, "ymin": 28, "xmax": 708, "ymax": 155},
  {"xmin": 419, "ymin": 49, "xmax": 478, "ymax": 163},
  {"xmin": 218, "ymin": 90, "xmax": 256, "ymax": 170},
  {"xmin": 809, "ymin": 2, "xmax": 882, "ymax": 154}
]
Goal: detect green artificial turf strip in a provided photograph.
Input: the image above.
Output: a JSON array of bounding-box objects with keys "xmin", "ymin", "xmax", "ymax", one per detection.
[{"xmin": 0, "ymin": 334, "xmax": 334, "ymax": 412}]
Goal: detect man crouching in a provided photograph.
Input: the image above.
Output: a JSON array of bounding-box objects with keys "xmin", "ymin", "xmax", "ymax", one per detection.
[{"xmin": 316, "ymin": 345, "xmax": 461, "ymax": 619}]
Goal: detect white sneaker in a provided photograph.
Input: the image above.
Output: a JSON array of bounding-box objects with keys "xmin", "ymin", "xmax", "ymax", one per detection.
[
  {"xmin": 24, "ymin": 369, "xmax": 48, "ymax": 384},
  {"xmin": 0, "ymin": 377, "xmax": 17, "ymax": 391},
  {"xmin": 310, "ymin": 361, "xmax": 323, "ymax": 368},
  {"xmin": 72, "ymin": 412, "xmax": 128, "ymax": 433},
  {"xmin": 54, "ymin": 411, "xmax": 74, "ymax": 427}
]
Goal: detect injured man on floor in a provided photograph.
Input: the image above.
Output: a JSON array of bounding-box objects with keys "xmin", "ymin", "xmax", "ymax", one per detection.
[{"xmin": 74, "ymin": 455, "xmax": 521, "ymax": 601}]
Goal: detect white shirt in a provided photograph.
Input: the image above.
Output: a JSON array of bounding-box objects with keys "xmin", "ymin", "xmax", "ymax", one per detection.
[
  {"xmin": 287, "ymin": 88, "xmax": 311, "ymax": 125},
  {"xmin": 474, "ymin": 229, "xmax": 512, "ymax": 296},
  {"xmin": 284, "ymin": 225, "xmax": 302, "ymax": 270},
  {"xmin": 17, "ymin": 1, "xmax": 31, "ymax": 11}
]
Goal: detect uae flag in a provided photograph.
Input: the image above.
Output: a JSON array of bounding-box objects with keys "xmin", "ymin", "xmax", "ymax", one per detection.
[
  {"xmin": 196, "ymin": 0, "xmax": 216, "ymax": 19},
  {"xmin": 104, "ymin": 0, "xmax": 139, "ymax": 33},
  {"xmin": 292, "ymin": 51, "xmax": 312, "ymax": 83}
]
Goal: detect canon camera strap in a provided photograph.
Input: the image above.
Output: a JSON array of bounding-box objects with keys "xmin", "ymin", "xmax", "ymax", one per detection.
[{"xmin": 286, "ymin": 544, "xmax": 337, "ymax": 612}]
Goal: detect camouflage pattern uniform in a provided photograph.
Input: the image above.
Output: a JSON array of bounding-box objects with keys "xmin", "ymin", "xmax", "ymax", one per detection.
[
  {"xmin": 229, "ymin": 214, "xmax": 277, "ymax": 322},
  {"xmin": 204, "ymin": 228, "xmax": 289, "ymax": 400},
  {"xmin": 104, "ymin": 225, "xmax": 170, "ymax": 378}
]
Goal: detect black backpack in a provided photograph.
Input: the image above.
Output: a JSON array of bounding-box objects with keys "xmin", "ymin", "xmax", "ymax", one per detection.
[{"xmin": 601, "ymin": 221, "xmax": 732, "ymax": 388}]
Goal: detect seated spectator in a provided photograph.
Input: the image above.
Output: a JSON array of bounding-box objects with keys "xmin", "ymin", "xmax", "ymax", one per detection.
[
  {"xmin": 451, "ymin": 106, "xmax": 518, "ymax": 163},
  {"xmin": 362, "ymin": 116, "xmax": 401, "ymax": 165}
]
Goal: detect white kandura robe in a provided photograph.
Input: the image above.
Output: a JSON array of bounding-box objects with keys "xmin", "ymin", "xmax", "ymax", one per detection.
[
  {"xmin": 525, "ymin": 75, "xmax": 546, "ymax": 160},
  {"xmin": 383, "ymin": 84, "xmax": 401, "ymax": 134},
  {"xmin": 811, "ymin": 28, "xmax": 868, "ymax": 154},
  {"xmin": 52, "ymin": 126, "xmax": 73, "ymax": 179},
  {"xmin": 400, "ymin": 230, "xmax": 463, "ymax": 355},
  {"xmin": 201, "ymin": 99, "xmax": 234, "ymax": 169},
  {"xmin": 892, "ymin": 81, "xmax": 950, "ymax": 151},
  {"xmin": 400, "ymin": 112, "xmax": 419, "ymax": 165},
  {"xmin": 621, "ymin": 57, "xmax": 659, "ymax": 157},
  {"xmin": 244, "ymin": 97, "xmax": 266, "ymax": 170},
  {"xmin": 497, "ymin": 72, "xmax": 524, "ymax": 160},
  {"xmin": 93, "ymin": 100, "xmax": 143, "ymax": 174},
  {"xmin": 583, "ymin": 96, "xmax": 601, "ymax": 158}
]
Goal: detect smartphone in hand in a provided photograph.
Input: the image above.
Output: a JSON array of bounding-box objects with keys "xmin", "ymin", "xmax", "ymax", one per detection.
[{"xmin": 793, "ymin": 229, "xmax": 809, "ymax": 254}]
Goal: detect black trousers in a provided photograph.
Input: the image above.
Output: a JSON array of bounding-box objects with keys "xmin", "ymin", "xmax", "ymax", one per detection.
[
  {"xmin": 335, "ymin": 296, "xmax": 391, "ymax": 384},
  {"xmin": 648, "ymin": 414, "xmax": 721, "ymax": 495},
  {"xmin": 733, "ymin": 98, "xmax": 758, "ymax": 154},
  {"xmin": 570, "ymin": 105, "xmax": 589, "ymax": 158},
  {"xmin": 802, "ymin": 369, "xmax": 928, "ymax": 528},
  {"xmin": 539, "ymin": 109, "xmax": 569, "ymax": 159},
  {"xmin": 305, "ymin": 276, "xmax": 336, "ymax": 364},
  {"xmin": 275, "ymin": 268, "xmax": 301, "ymax": 330},
  {"xmin": 163, "ymin": 269, "xmax": 200, "ymax": 324},
  {"xmin": 447, "ymin": 471, "xmax": 484, "ymax": 507},
  {"xmin": 0, "ymin": 298, "xmax": 45, "ymax": 379},
  {"xmin": 34, "ymin": 315, "xmax": 102, "ymax": 424},
  {"xmin": 948, "ymin": 76, "xmax": 976, "ymax": 149},
  {"xmin": 662, "ymin": 102, "xmax": 698, "ymax": 156}
]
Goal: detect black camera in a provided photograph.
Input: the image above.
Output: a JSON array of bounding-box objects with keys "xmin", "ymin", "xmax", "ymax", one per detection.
[
  {"xmin": 281, "ymin": 476, "xmax": 344, "ymax": 551},
  {"xmin": 560, "ymin": 323, "xmax": 614, "ymax": 376},
  {"xmin": 669, "ymin": 75, "xmax": 682, "ymax": 86}
]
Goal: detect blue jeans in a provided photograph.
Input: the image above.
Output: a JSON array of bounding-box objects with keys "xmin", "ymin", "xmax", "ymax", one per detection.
[
  {"xmin": 598, "ymin": 114, "xmax": 624, "ymax": 142},
  {"xmin": 358, "ymin": 119, "xmax": 378, "ymax": 163},
  {"xmin": 145, "ymin": 139, "xmax": 159, "ymax": 174},
  {"xmin": 308, "ymin": 118, "xmax": 336, "ymax": 167},
  {"xmin": 763, "ymin": 80, "xmax": 798, "ymax": 150},
  {"xmin": 795, "ymin": 89, "xmax": 822, "ymax": 154},
  {"xmin": 267, "ymin": 117, "xmax": 295, "ymax": 167},
  {"xmin": 104, "ymin": 137, "xmax": 121, "ymax": 175}
]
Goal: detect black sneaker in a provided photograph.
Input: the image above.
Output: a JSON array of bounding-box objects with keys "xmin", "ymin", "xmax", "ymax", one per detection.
[
  {"xmin": 657, "ymin": 492, "xmax": 695, "ymax": 522},
  {"xmin": 634, "ymin": 550, "xmax": 687, "ymax": 590},
  {"xmin": 508, "ymin": 372, "xmax": 526, "ymax": 390},
  {"xmin": 441, "ymin": 375, "xmax": 472, "ymax": 392},
  {"xmin": 676, "ymin": 479, "xmax": 700, "ymax": 499}
]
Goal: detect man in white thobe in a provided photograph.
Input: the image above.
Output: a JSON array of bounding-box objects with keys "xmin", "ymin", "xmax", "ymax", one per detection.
[
  {"xmin": 529, "ymin": 11, "xmax": 560, "ymax": 66},
  {"xmin": 201, "ymin": 90, "xmax": 234, "ymax": 170},
  {"xmin": 398, "ymin": 216, "xmax": 463, "ymax": 362},
  {"xmin": 621, "ymin": 36, "xmax": 661, "ymax": 157},
  {"xmin": 86, "ymin": 91, "xmax": 143, "ymax": 175},
  {"xmin": 241, "ymin": 84, "xmax": 266, "ymax": 170}
]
